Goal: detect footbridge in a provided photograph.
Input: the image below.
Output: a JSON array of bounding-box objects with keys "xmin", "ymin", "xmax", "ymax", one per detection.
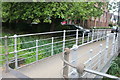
[{"xmin": 0, "ymin": 29, "xmax": 120, "ymax": 79}]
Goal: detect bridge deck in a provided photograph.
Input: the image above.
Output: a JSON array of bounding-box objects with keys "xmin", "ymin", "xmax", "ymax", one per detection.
[
  {"xmin": 19, "ymin": 40, "xmax": 108, "ymax": 78},
  {"xmin": 2, "ymin": 36, "xmax": 113, "ymax": 78}
]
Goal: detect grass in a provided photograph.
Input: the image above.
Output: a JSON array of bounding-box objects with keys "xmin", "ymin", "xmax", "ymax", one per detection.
[{"xmin": 102, "ymin": 55, "xmax": 120, "ymax": 80}]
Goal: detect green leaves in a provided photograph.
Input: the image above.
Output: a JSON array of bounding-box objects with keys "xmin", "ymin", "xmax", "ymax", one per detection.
[{"xmin": 2, "ymin": 2, "xmax": 105, "ymax": 23}]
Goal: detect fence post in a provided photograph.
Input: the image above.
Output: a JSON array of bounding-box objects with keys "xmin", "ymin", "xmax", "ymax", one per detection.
[
  {"xmin": 111, "ymin": 33, "xmax": 115, "ymax": 56},
  {"xmin": 4, "ymin": 36, "xmax": 9, "ymax": 73},
  {"xmin": 63, "ymin": 48, "xmax": 70, "ymax": 78},
  {"xmin": 63, "ymin": 30, "xmax": 66, "ymax": 52},
  {"xmin": 92, "ymin": 29, "xmax": 94, "ymax": 41},
  {"xmin": 36, "ymin": 39, "xmax": 38, "ymax": 61},
  {"xmin": 104, "ymin": 34, "xmax": 109, "ymax": 64},
  {"xmin": 82, "ymin": 32, "xmax": 85, "ymax": 44},
  {"xmin": 76, "ymin": 29, "xmax": 79, "ymax": 46},
  {"xmin": 98, "ymin": 44, "xmax": 102, "ymax": 70},
  {"xmin": 51, "ymin": 37, "xmax": 54, "ymax": 56},
  {"xmin": 87, "ymin": 33, "xmax": 90, "ymax": 42},
  {"xmin": 14, "ymin": 34, "xmax": 18, "ymax": 69}
]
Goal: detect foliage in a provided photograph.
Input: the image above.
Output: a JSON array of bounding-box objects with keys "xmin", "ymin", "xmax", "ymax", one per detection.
[
  {"xmin": 2, "ymin": 2, "xmax": 105, "ymax": 23},
  {"xmin": 103, "ymin": 55, "xmax": 120, "ymax": 80},
  {"xmin": 107, "ymin": 56, "xmax": 120, "ymax": 77}
]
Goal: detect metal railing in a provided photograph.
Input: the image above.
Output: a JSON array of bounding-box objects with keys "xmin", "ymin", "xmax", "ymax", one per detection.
[
  {"xmin": 1, "ymin": 29, "xmax": 109, "ymax": 71},
  {"xmin": 62, "ymin": 31, "xmax": 120, "ymax": 79}
]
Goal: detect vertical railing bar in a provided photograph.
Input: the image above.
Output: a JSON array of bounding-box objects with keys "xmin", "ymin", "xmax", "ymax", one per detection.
[
  {"xmin": 111, "ymin": 33, "xmax": 115, "ymax": 56},
  {"xmin": 101, "ymin": 29, "xmax": 102, "ymax": 40},
  {"xmin": 87, "ymin": 33, "xmax": 90, "ymax": 42},
  {"xmin": 92, "ymin": 29, "xmax": 94, "ymax": 41},
  {"xmin": 82, "ymin": 32, "xmax": 85, "ymax": 44},
  {"xmin": 115, "ymin": 33, "xmax": 118, "ymax": 54},
  {"xmin": 98, "ymin": 44, "xmax": 102, "ymax": 70},
  {"xmin": 116, "ymin": 33, "xmax": 119, "ymax": 53},
  {"xmin": 63, "ymin": 30, "xmax": 66, "ymax": 52},
  {"xmin": 97, "ymin": 29, "xmax": 99, "ymax": 41},
  {"xmin": 76, "ymin": 29, "xmax": 79, "ymax": 46},
  {"xmin": 104, "ymin": 34, "xmax": 109, "ymax": 64},
  {"xmin": 51, "ymin": 37, "xmax": 54, "ymax": 56},
  {"xmin": 14, "ymin": 34, "xmax": 18, "ymax": 69},
  {"xmin": 104, "ymin": 29, "xmax": 106, "ymax": 39},
  {"xmin": 87, "ymin": 49, "xmax": 93, "ymax": 77},
  {"xmin": 36, "ymin": 39, "xmax": 38, "ymax": 61},
  {"xmin": 101, "ymin": 29, "xmax": 103, "ymax": 39},
  {"xmin": 4, "ymin": 36, "xmax": 9, "ymax": 73}
]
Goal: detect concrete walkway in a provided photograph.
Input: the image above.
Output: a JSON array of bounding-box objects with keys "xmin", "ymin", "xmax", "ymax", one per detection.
[{"xmin": 19, "ymin": 39, "xmax": 111, "ymax": 78}]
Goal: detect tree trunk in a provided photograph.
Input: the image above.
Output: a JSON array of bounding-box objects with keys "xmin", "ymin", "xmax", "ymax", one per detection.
[
  {"xmin": 94, "ymin": 18, "xmax": 97, "ymax": 28},
  {"xmin": 50, "ymin": 19, "xmax": 55, "ymax": 32},
  {"xmin": 83, "ymin": 20, "xmax": 85, "ymax": 27}
]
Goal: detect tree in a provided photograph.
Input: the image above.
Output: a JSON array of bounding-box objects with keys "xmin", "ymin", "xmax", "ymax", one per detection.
[{"xmin": 2, "ymin": 2, "xmax": 105, "ymax": 31}]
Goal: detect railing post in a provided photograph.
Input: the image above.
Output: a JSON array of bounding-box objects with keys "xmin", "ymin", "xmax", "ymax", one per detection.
[
  {"xmin": 36, "ymin": 39, "xmax": 38, "ymax": 61},
  {"xmin": 104, "ymin": 34, "xmax": 109, "ymax": 64},
  {"xmin": 98, "ymin": 44, "xmax": 102, "ymax": 70},
  {"xmin": 105, "ymin": 29, "xmax": 107, "ymax": 36},
  {"xmin": 88, "ymin": 49, "xmax": 93, "ymax": 69},
  {"xmin": 102, "ymin": 30, "xmax": 104, "ymax": 40},
  {"xmin": 63, "ymin": 30, "xmax": 66, "ymax": 52},
  {"xmin": 89, "ymin": 49, "xmax": 93, "ymax": 58},
  {"xmin": 104, "ymin": 30, "xmax": 106, "ymax": 39},
  {"xmin": 97, "ymin": 29, "xmax": 99, "ymax": 41},
  {"xmin": 87, "ymin": 33, "xmax": 90, "ymax": 42},
  {"xmin": 14, "ymin": 34, "xmax": 18, "ymax": 69},
  {"xmin": 100, "ymin": 29, "xmax": 103, "ymax": 40},
  {"xmin": 76, "ymin": 29, "xmax": 79, "ymax": 46},
  {"xmin": 88, "ymin": 49, "xmax": 93, "ymax": 77},
  {"xmin": 4, "ymin": 36, "xmax": 9, "ymax": 73},
  {"xmin": 51, "ymin": 37, "xmax": 54, "ymax": 56},
  {"xmin": 82, "ymin": 32, "xmax": 85, "ymax": 44},
  {"xmin": 92, "ymin": 29, "xmax": 94, "ymax": 41},
  {"xmin": 116, "ymin": 34, "xmax": 118, "ymax": 53},
  {"xmin": 115, "ymin": 33, "xmax": 118, "ymax": 54},
  {"xmin": 99, "ymin": 29, "xmax": 101, "ymax": 40},
  {"xmin": 101, "ymin": 29, "xmax": 103, "ymax": 40},
  {"xmin": 111, "ymin": 33, "xmax": 115, "ymax": 56},
  {"xmin": 63, "ymin": 48, "xmax": 70, "ymax": 78}
]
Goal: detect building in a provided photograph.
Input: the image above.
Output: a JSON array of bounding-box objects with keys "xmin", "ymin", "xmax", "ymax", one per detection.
[{"xmin": 65, "ymin": 4, "xmax": 111, "ymax": 28}]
